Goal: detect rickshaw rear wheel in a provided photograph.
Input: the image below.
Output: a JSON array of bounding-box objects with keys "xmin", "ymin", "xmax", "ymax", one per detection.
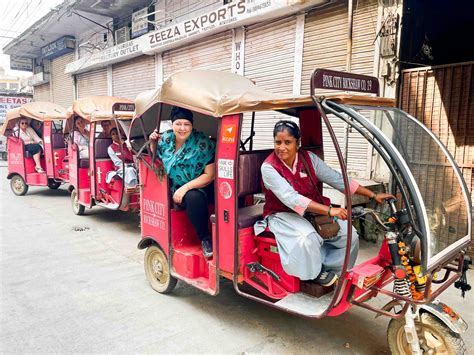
[
  {"xmin": 71, "ymin": 189, "xmax": 85, "ymax": 215},
  {"xmin": 47, "ymin": 179, "xmax": 61, "ymax": 190},
  {"xmin": 144, "ymin": 246, "xmax": 177, "ymax": 294},
  {"xmin": 10, "ymin": 175, "xmax": 28, "ymax": 196},
  {"xmin": 387, "ymin": 312, "xmax": 466, "ymax": 354}
]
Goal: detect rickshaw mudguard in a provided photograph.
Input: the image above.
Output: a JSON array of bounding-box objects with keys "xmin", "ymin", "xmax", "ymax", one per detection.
[
  {"xmin": 380, "ymin": 299, "xmax": 468, "ymax": 334},
  {"xmin": 419, "ymin": 300, "xmax": 468, "ymax": 334},
  {"xmin": 137, "ymin": 237, "xmax": 157, "ymax": 250}
]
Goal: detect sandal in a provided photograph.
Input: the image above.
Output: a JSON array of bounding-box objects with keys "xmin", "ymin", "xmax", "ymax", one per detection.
[{"xmin": 35, "ymin": 166, "xmax": 45, "ymax": 173}]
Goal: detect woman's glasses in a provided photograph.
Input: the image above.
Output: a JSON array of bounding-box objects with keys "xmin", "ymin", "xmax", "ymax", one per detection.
[{"xmin": 20, "ymin": 122, "xmax": 29, "ymax": 126}]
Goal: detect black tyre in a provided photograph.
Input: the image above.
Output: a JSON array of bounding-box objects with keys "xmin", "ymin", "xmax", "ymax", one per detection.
[
  {"xmin": 144, "ymin": 245, "xmax": 177, "ymax": 294},
  {"xmin": 71, "ymin": 189, "xmax": 85, "ymax": 215},
  {"xmin": 47, "ymin": 179, "xmax": 61, "ymax": 190},
  {"xmin": 387, "ymin": 312, "xmax": 466, "ymax": 354},
  {"xmin": 10, "ymin": 175, "xmax": 28, "ymax": 196}
]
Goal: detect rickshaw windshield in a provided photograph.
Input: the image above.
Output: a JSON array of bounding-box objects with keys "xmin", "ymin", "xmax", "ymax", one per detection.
[{"xmin": 344, "ymin": 105, "xmax": 471, "ymax": 267}]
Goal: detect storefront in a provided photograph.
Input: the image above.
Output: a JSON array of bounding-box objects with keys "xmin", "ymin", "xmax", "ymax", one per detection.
[
  {"xmin": 50, "ymin": 52, "xmax": 75, "ymax": 108},
  {"xmin": 242, "ymin": 16, "xmax": 298, "ymax": 149},
  {"xmin": 76, "ymin": 69, "xmax": 108, "ymax": 98},
  {"xmin": 162, "ymin": 30, "xmax": 232, "ymax": 80},
  {"xmin": 112, "ymin": 55, "xmax": 156, "ymax": 99}
]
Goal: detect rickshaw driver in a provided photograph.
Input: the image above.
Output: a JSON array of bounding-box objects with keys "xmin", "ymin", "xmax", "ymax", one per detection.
[
  {"xmin": 255, "ymin": 120, "xmax": 395, "ymax": 286},
  {"xmin": 149, "ymin": 106, "xmax": 216, "ymax": 258}
]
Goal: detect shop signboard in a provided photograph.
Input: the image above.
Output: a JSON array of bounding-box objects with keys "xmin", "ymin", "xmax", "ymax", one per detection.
[
  {"xmin": 141, "ymin": 0, "xmax": 308, "ymax": 54},
  {"xmin": 41, "ymin": 36, "xmax": 75, "ymax": 60},
  {"xmin": 0, "ymin": 95, "xmax": 32, "ymax": 125},
  {"xmin": 10, "ymin": 56, "xmax": 33, "ymax": 72},
  {"xmin": 132, "ymin": 7, "xmax": 149, "ymax": 38},
  {"xmin": 65, "ymin": 39, "xmax": 141, "ymax": 74}
]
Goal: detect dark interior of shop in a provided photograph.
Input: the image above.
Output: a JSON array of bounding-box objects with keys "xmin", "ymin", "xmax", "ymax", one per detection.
[{"xmin": 400, "ymin": 0, "xmax": 474, "ymax": 68}]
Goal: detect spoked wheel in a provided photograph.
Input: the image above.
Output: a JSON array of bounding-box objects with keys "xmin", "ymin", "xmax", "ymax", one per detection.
[
  {"xmin": 47, "ymin": 179, "xmax": 61, "ymax": 190},
  {"xmin": 387, "ymin": 313, "xmax": 466, "ymax": 354},
  {"xmin": 10, "ymin": 175, "xmax": 28, "ymax": 196},
  {"xmin": 144, "ymin": 246, "xmax": 177, "ymax": 294},
  {"xmin": 71, "ymin": 189, "xmax": 85, "ymax": 215}
]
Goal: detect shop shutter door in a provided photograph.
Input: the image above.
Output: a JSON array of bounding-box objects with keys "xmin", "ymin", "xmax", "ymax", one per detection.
[
  {"xmin": 400, "ymin": 63, "xmax": 474, "ymax": 258},
  {"xmin": 51, "ymin": 53, "xmax": 74, "ymax": 108},
  {"xmin": 351, "ymin": 0, "xmax": 378, "ymax": 75},
  {"xmin": 77, "ymin": 69, "xmax": 108, "ymax": 98},
  {"xmin": 242, "ymin": 16, "xmax": 297, "ymax": 150},
  {"xmin": 33, "ymin": 83, "xmax": 51, "ymax": 102},
  {"xmin": 163, "ymin": 31, "xmax": 232, "ymax": 80},
  {"xmin": 301, "ymin": 2, "xmax": 373, "ymax": 179},
  {"xmin": 112, "ymin": 55, "xmax": 156, "ymax": 99}
]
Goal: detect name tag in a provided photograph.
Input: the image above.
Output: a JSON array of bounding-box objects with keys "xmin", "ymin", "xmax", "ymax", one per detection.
[{"xmin": 299, "ymin": 171, "xmax": 308, "ymax": 178}]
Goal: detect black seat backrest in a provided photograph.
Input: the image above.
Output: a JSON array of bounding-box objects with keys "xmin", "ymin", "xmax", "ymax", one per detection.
[
  {"xmin": 95, "ymin": 138, "xmax": 112, "ymax": 159},
  {"xmin": 237, "ymin": 146, "xmax": 324, "ymax": 198},
  {"xmin": 51, "ymin": 133, "xmax": 65, "ymax": 149}
]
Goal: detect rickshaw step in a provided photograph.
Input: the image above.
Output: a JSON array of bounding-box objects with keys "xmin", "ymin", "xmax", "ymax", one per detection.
[{"xmin": 274, "ymin": 291, "xmax": 333, "ymax": 317}]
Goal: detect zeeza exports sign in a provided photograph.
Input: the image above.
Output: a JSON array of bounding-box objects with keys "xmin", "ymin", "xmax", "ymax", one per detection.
[{"xmin": 141, "ymin": 0, "xmax": 283, "ymax": 53}]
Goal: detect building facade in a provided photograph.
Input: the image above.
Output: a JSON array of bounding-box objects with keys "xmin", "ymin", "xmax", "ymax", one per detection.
[{"xmin": 4, "ymin": 0, "xmax": 395, "ymax": 180}]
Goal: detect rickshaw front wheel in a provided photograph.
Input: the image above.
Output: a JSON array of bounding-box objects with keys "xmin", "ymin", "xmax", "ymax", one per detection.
[
  {"xmin": 71, "ymin": 189, "xmax": 85, "ymax": 215},
  {"xmin": 47, "ymin": 179, "xmax": 61, "ymax": 190},
  {"xmin": 10, "ymin": 175, "xmax": 28, "ymax": 196},
  {"xmin": 144, "ymin": 246, "xmax": 177, "ymax": 294},
  {"xmin": 387, "ymin": 312, "xmax": 466, "ymax": 354}
]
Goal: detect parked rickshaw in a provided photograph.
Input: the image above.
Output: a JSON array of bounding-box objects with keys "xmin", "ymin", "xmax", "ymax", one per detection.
[
  {"xmin": 130, "ymin": 70, "xmax": 471, "ymax": 354},
  {"xmin": 1, "ymin": 101, "xmax": 69, "ymax": 195},
  {"xmin": 66, "ymin": 96, "xmax": 138, "ymax": 215}
]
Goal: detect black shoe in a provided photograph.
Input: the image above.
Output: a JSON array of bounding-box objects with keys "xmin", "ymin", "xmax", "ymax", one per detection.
[
  {"xmin": 201, "ymin": 239, "xmax": 213, "ymax": 258},
  {"xmin": 313, "ymin": 270, "xmax": 338, "ymax": 287}
]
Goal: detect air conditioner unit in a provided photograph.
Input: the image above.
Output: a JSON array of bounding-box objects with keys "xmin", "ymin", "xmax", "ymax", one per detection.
[{"xmin": 115, "ymin": 27, "xmax": 130, "ymax": 44}]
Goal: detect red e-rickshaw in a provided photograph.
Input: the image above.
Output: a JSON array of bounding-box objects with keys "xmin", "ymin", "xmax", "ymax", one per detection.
[
  {"xmin": 1, "ymin": 101, "xmax": 69, "ymax": 195},
  {"xmin": 130, "ymin": 70, "xmax": 471, "ymax": 353},
  {"xmin": 66, "ymin": 96, "xmax": 139, "ymax": 215}
]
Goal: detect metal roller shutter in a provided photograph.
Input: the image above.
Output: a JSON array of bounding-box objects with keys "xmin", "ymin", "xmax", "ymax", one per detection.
[
  {"xmin": 76, "ymin": 69, "xmax": 108, "ymax": 98},
  {"xmin": 400, "ymin": 63, "xmax": 474, "ymax": 257},
  {"xmin": 242, "ymin": 16, "xmax": 297, "ymax": 150},
  {"xmin": 112, "ymin": 55, "xmax": 156, "ymax": 99},
  {"xmin": 51, "ymin": 53, "xmax": 75, "ymax": 108},
  {"xmin": 33, "ymin": 84, "xmax": 51, "ymax": 102},
  {"xmin": 351, "ymin": 0, "xmax": 378, "ymax": 75},
  {"xmin": 301, "ymin": 2, "xmax": 376, "ymax": 178},
  {"xmin": 163, "ymin": 30, "xmax": 232, "ymax": 80}
]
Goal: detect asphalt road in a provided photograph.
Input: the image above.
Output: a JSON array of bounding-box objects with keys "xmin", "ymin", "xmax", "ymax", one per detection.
[{"xmin": 1, "ymin": 161, "xmax": 473, "ymax": 353}]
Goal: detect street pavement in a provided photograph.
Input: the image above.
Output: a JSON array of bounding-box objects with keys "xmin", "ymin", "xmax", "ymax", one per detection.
[{"xmin": 0, "ymin": 160, "xmax": 473, "ymax": 354}]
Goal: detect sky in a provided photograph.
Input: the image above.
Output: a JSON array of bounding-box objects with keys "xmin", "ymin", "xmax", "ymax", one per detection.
[{"xmin": 0, "ymin": 0, "xmax": 64, "ymax": 78}]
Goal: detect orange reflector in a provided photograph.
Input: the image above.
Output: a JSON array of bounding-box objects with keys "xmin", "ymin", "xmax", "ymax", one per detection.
[{"xmin": 395, "ymin": 268, "xmax": 406, "ymax": 279}]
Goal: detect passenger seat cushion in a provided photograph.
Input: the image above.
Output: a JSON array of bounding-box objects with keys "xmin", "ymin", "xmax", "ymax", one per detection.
[
  {"xmin": 51, "ymin": 133, "xmax": 66, "ymax": 149},
  {"xmin": 209, "ymin": 204, "xmax": 264, "ymax": 229},
  {"xmin": 238, "ymin": 150, "xmax": 272, "ymax": 197},
  {"xmin": 95, "ymin": 138, "xmax": 112, "ymax": 159}
]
